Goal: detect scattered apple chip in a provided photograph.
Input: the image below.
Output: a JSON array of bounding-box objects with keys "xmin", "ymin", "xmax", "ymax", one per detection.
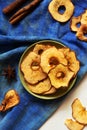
[
  {"xmin": 70, "ymin": 9, "xmax": 87, "ymax": 42},
  {"xmin": 48, "ymin": 0, "xmax": 74, "ymax": 22},
  {"xmin": 70, "ymin": 16, "xmax": 81, "ymax": 32},
  {"xmin": 76, "ymin": 24, "xmax": 87, "ymax": 42},
  {"xmin": 81, "ymin": 10, "xmax": 87, "ymax": 25},
  {"xmin": 40, "ymin": 46, "xmax": 67, "ymax": 73},
  {"xmin": 72, "ymin": 98, "xmax": 87, "ymax": 125},
  {"xmin": 65, "ymin": 119, "xmax": 84, "ymax": 130},
  {"xmin": 48, "ymin": 64, "xmax": 74, "ymax": 89},
  {"xmin": 0, "ymin": 89, "xmax": 20, "ymax": 112},
  {"xmin": 21, "ymin": 52, "xmax": 47, "ymax": 84},
  {"xmin": 27, "ymin": 78, "xmax": 51, "ymax": 94}
]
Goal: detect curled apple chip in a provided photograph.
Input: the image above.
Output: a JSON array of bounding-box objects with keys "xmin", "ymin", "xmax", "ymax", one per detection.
[
  {"xmin": 70, "ymin": 16, "xmax": 81, "ymax": 32},
  {"xmin": 76, "ymin": 24, "xmax": 87, "ymax": 42},
  {"xmin": 40, "ymin": 47, "xmax": 67, "ymax": 73},
  {"xmin": 70, "ymin": 9, "xmax": 87, "ymax": 42},
  {"xmin": 0, "ymin": 89, "xmax": 20, "ymax": 112},
  {"xmin": 59, "ymin": 47, "xmax": 80, "ymax": 77},
  {"xmin": 48, "ymin": 64, "xmax": 74, "ymax": 89},
  {"xmin": 27, "ymin": 78, "xmax": 51, "ymax": 94},
  {"xmin": 21, "ymin": 52, "xmax": 47, "ymax": 84},
  {"xmin": 65, "ymin": 119, "xmax": 84, "ymax": 130},
  {"xmin": 72, "ymin": 98, "xmax": 87, "ymax": 125},
  {"xmin": 64, "ymin": 50, "xmax": 80, "ymax": 77}
]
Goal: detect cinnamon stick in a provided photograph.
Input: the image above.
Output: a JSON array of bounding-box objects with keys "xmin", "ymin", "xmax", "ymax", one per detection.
[
  {"xmin": 9, "ymin": 12, "xmax": 28, "ymax": 24},
  {"xmin": 9, "ymin": 0, "xmax": 42, "ymax": 24},
  {"xmin": 3, "ymin": 0, "xmax": 27, "ymax": 14}
]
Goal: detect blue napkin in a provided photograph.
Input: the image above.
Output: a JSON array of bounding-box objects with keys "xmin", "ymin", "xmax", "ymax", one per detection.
[{"xmin": 0, "ymin": 0, "xmax": 87, "ymax": 130}]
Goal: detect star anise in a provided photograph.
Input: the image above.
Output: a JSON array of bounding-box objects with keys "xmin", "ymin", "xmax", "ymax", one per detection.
[{"xmin": 2, "ymin": 65, "xmax": 16, "ymax": 82}]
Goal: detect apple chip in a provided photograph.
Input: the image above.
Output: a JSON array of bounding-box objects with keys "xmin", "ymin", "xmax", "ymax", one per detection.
[
  {"xmin": 65, "ymin": 119, "xmax": 84, "ymax": 130},
  {"xmin": 76, "ymin": 24, "xmax": 87, "ymax": 42},
  {"xmin": 48, "ymin": 0, "xmax": 74, "ymax": 22},
  {"xmin": 59, "ymin": 47, "xmax": 80, "ymax": 77},
  {"xmin": 0, "ymin": 89, "xmax": 20, "ymax": 112},
  {"xmin": 64, "ymin": 50, "xmax": 80, "ymax": 77},
  {"xmin": 70, "ymin": 16, "xmax": 81, "ymax": 32},
  {"xmin": 40, "ymin": 47, "xmax": 67, "ymax": 73},
  {"xmin": 70, "ymin": 9, "xmax": 87, "ymax": 42},
  {"xmin": 48, "ymin": 64, "xmax": 74, "ymax": 89},
  {"xmin": 76, "ymin": 9, "xmax": 87, "ymax": 42},
  {"xmin": 27, "ymin": 78, "xmax": 51, "ymax": 94},
  {"xmin": 21, "ymin": 52, "xmax": 47, "ymax": 84},
  {"xmin": 72, "ymin": 98, "xmax": 87, "ymax": 125}
]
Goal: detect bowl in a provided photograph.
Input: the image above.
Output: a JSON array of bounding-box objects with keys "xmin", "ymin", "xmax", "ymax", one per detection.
[{"xmin": 18, "ymin": 40, "xmax": 77, "ymax": 100}]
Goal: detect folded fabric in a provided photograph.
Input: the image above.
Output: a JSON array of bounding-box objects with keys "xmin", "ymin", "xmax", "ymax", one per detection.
[{"xmin": 0, "ymin": 0, "xmax": 87, "ymax": 130}]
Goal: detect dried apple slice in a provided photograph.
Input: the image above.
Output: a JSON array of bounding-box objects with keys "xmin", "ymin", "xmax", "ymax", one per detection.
[
  {"xmin": 27, "ymin": 78, "xmax": 51, "ymax": 94},
  {"xmin": 72, "ymin": 98, "xmax": 87, "ymax": 125},
  {"xmin": 65, "ymin": 119, "xmax": 84, "ymax": 130},
  {"xmin": 70, "ymin": 9, "xmax": 87, "ymax": 42},
  {"xmin": 48, "ymin": 64, "xmax": 74, "ymax": 89},
  {"xmin": 76, "ymin": 24, "xmax": 87, "ymax": 42},
  {"xmin": 65, "ymin": 50, "xmax": 80, "ymax": 77},
  {"xmin": 21, "ymin": 52, "xmax": 47, "ymax": 84},
  {"xmin": 70, "ymin": 16, "xmax": 81, "ymax": 32},
  {"xmin": 48, "ymin": 0, "xmax": 74, "ymax": 22},
  {"xmin": 0, "ymin": 89, "xmax": 20, "ymax": 111},
  {"xmin": 59, "ymin": 48, "xmax": 80, "ymax": 77},
  {"xmin": 40, "ymin": 47, "xmax": 67, "ymax": 73}
]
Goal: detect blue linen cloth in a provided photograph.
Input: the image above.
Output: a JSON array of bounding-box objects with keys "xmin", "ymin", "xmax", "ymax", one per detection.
[{"xmin": 0, "ymin": 0, "xmax": 87, "ymax": 130}]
